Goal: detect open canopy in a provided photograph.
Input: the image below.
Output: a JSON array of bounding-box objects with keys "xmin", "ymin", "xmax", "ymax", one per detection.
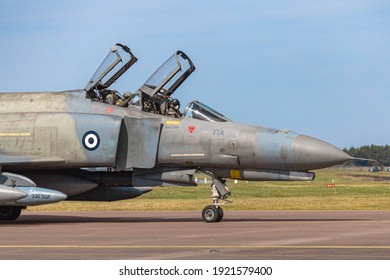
[
  {"xmin": 138, "ymin": 51, "xmax": 195, "ymax": 97},
  {"xmin": 82, "ymin": 44, "xmax": 229, "ymax": 122},
  {"xmin": 85, "ymin": 43, "xmax": 137, "ymax": 95}
]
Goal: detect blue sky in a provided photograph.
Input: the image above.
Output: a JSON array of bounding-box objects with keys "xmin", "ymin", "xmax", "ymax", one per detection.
[{"xmin": 0, "ymin": 0, "xmax": 389, "ymax": 148}]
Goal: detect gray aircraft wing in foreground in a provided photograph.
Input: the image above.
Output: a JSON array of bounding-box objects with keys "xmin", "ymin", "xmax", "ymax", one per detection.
[{"xmin": 0, "ymin": 43, "xmax": 352, "ymax": 222}]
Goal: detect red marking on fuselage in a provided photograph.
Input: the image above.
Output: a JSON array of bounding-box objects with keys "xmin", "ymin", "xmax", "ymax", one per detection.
[{"xmin": 188, "ymin": 125, "xmax": 196, "ymax": 134}]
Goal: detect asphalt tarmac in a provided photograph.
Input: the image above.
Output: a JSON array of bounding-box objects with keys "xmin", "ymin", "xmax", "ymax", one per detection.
[{"xmin": 1, "ymin": 210, "xmax": 390, "ymax": 260}]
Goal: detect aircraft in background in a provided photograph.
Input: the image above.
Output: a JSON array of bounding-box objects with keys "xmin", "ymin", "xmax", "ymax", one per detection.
[{"xmin": 0, "ymin": 43, "xmax": 352, "ymax": 222}]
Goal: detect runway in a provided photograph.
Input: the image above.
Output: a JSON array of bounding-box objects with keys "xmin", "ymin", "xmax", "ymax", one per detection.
[{"xmin": 1, "ymin": 210, "xmax": 390, "ymax": 259}]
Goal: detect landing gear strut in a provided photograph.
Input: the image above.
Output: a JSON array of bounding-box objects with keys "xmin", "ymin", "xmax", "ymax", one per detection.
[
  {"xmin": 0, "ymin": 206, "xmax": 23, "ymax": 221},
  {"xmin": 201, "ymin": 177, "xmax": 231, "ymax": 223}
]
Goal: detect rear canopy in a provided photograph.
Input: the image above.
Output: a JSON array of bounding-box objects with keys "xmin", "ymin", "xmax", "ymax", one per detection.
[{"xmin": 84, "ymin": 43, "xmax": 137, "ymax": 95}]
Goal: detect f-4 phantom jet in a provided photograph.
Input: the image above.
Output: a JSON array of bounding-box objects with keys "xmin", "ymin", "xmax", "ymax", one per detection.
[{"xmin": 0, "ymin": 43, "xmax": 352, "ymax": 222}]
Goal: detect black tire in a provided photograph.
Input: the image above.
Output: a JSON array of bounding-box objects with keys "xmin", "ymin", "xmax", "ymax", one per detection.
[
  {"xmin": 0, "ymin": 206, "xmax": 22, "ymax": 221},
  {"xmin": 202, "ymin": 205, "xmax": 222, "ymax": 223},
  {"xmin": 217, "ymin": 207, "xmax": 224, "ymax": 222}
]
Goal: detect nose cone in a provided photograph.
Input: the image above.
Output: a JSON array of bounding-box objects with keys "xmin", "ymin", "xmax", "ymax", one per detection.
[{"xmin": 292, "ymin": 135, "xmax": 352, "ymax": 170}]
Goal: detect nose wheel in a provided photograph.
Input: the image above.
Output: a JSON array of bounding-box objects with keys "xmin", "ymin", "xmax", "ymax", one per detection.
[
  {"xmin": 202, "ymin": 205, "xmax": 224, "ymax": 223},
  {"xmin": 201, "ymin": 176, "xmax": 231, "ymax": 223}
]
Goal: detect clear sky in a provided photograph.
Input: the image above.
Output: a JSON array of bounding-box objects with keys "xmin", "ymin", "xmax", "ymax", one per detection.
[{"xmin": 0, "ymin": 0, "xmax": 389, "ymax": 148}]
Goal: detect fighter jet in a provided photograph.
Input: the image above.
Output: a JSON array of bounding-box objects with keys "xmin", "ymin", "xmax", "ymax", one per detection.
[{"xmin": 0, "ymin": 43, "xmax": 352, "ymax": 222}]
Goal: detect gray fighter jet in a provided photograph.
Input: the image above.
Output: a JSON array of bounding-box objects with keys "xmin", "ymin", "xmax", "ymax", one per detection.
[{"xmin": 0, "ymin": 43, "xmax": 352, "ymax": 222}]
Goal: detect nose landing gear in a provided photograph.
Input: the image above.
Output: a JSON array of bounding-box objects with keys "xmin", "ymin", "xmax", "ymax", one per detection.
[{"xmin": 201, "ymin": 177, "xmax": 231, "ymax": 223}]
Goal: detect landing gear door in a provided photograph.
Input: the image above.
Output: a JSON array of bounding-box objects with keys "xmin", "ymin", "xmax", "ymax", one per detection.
[{"xmin": 115, "ymin": 117, "xmax": 161, "ymax": 170}]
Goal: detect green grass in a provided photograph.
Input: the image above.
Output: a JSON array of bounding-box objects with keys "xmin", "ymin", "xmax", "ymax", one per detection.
[{"xmin": 30, "ymin": 168, "xmax": 390, "ymax": 212}]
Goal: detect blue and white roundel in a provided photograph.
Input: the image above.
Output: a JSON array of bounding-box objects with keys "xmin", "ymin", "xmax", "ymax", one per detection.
[{"xmin": 82, "ymin": 131, "xmax": 100, "ymax": 151}]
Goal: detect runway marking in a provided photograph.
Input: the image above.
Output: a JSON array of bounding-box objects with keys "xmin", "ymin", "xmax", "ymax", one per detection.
[{"xmin": 2, "ymin": 245, "xmax": 390, "ymax": 249}]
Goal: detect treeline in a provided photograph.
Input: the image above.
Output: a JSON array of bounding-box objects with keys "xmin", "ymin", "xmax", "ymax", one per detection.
[{"xmin": 343, "ymin": 145, "xmax": 390, "ymax": 166}]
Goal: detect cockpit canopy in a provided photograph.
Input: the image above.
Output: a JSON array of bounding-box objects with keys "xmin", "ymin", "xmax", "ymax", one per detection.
[
  {"xmin": 83, "ymin": 43, "xmax": 231, "ymax": 122},
  {"xmin": 138, "ymin": 51, "xmax": 195, "ymax": 97},
  {"xmin": 85, "ymin": 43, "xmax": 137, "ymax": 95},
  {"xmin": 183, "ymin": 100, "xmax": 231, "ymax": 122}
]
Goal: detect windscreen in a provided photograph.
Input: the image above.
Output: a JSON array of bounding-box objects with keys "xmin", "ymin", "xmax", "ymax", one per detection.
[{"xmin": 183, "ymin": 100, "xmax": 231, "ymax": 122}]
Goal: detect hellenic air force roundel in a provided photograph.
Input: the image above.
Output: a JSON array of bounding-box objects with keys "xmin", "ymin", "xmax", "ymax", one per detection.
[{"xmin": 82, "ymin": 131, "xmax": 100, "ymax": 151}]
